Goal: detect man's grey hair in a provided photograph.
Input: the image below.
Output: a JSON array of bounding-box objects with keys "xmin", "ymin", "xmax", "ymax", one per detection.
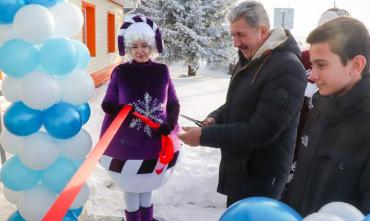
[{"xmin": 228, "ymin": 1, "xmax": 270, "ymax": 30}]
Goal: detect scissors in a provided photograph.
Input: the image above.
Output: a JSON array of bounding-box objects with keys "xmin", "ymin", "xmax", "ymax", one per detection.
[{"xmin": 180, "ymin": 114, "xmax": 204, "ymax": 127}]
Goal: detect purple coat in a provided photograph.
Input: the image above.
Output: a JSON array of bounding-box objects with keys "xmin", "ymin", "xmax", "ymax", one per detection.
[{"xmin": 100, "ymin": 60, "xmax": 180, "ymax": 160}]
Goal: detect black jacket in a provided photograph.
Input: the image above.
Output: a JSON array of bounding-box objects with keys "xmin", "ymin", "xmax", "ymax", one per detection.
[
  {"xmin": 284, "ymin": 76, "xmax": 370, "ymax": 215},
  {"xmin": 200, "ymin": 28, "xmax": 306, "ymax": 198}
]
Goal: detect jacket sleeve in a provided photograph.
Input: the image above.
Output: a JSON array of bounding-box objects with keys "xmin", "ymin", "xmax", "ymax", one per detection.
[
  {"xmin": 200, "ymin": 57, "xmax": 306, "ymax": 152},
  {"xmin": 359, "ymin": 156, "xmax": 370, "ymax": 213},
  {"xmin": 207, "ymin": 104, "xmax": 225, "ymax": 123},
  {"xmin": 165, "ymin": 66, "xmax": 180, "ymax": 131}
]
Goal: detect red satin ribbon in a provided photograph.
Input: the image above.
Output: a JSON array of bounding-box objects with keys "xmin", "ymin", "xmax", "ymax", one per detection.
[
  {"xmin": 42, "ymin": 105, "xmax": 133, "ymax": 221},
  {"xmin": 131, "ymin": 111, "xmax": 174, "ymax": 173}
]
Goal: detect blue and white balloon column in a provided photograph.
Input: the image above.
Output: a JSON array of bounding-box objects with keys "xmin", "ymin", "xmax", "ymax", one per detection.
[{"xmin": 0, "ymin": 1, "xmax": 94, "ymax": 220}]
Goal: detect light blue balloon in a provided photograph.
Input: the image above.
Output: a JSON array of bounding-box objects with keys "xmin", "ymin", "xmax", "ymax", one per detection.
[
  {"xmin": 44, "ymin": 102, "xmax": 82, "ymax": 139},
  {"xmin": 0, "ymin": 39, "xmax": 39, "ymax": 77},
  {"xmin": 219, "ymin": 197, "xmax": 302, "ymax": 221},
  {"xmin": 71, "ymin": 159, "xmax": 84, "ymax": 169},
  {"xmin": 41, "ymin": 158, "xmax": 77, "ymax": 193},
  {"xmin": 40, "ymin": 38, "xmax": 78, "ymax": 76},
  {"xmin": 74, "ymin": 103, "xmax": 91, "ymax": 125},
  {"xmin": 25, "ymin": 0, "xmax": 62, "ymax": 7},
  {"xmin": 7, "ymin": 211, "xmax": 26, "ymax": 221},
  {"xmin": 1, "ymin": 156, "xmax": 41, "ymax": 191},
  {"xmin": 364, "ymin": 214, "xmax": 370, "ymax": 221},
  {"xmin": 72, "ymin": 40, "xmax": 90, "ymax": 70},
  {"xmin": 4, "ymin": 101, "xmax": 43, "ymax": 136},
  {"xmin": 0, "ymin": 0, "xmax": 26, "ymax": 24}
]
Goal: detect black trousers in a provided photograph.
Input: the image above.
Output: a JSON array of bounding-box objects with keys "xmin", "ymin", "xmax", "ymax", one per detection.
[{"xmin": 226, "ymin": 195, "xmax": 247, "ymax": 207}]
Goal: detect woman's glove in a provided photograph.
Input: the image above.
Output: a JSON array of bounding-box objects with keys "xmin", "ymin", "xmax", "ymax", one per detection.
[{"xmin": 158, "ymin": 122, "xmax": 171, "ymax": 136}]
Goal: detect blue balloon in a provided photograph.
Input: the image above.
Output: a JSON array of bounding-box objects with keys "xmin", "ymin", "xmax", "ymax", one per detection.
[
  {"xmin": 63, "ymin": 207, "xmax": 83, "ymax": 220},
  {"xmin": 63, "ymin": 215, "xmax": 77, "ymax": 221},
  {"xmin": 364, "ymin": 214, "xmax": 370, "ymax": 221},
  {"xmin": 69, "ymin": 207, "xmax": 83, "ymax": 217},
  {"xmin": 0, "ymin": 156, "xmax": 41, "ymax": 191},
  {"xmin": 40, "ymin": 38, "xmax": 78, "ymax": 76},
  {"xmin": 25, "ymin": 0, "xmax": 62, "ymax": 7},
  {"xmin": 74, "ymin": 103, "xmax": 91, "ymax": 125},
  {"xmin": 0, "ymin": 0, "xmax": 26, "ymax": 24},
  {"xmin": 44, "ymin": 102, "xmax": 82, "ymax": 139},
  {"xmin": 219, "ymin": 197, "xmax": 302, "ymax": 221},
  {"xmin": 7, "ymin": 211, "xmax": 26, "ymax": 221},
  {"xmin": 72, "ymin": 40, "xmax": 90, "ymax": 70},
  {"xmin": 4, "ymin": 101, "xmax": 43, "ymax": 136},
  {"xmin": 41, "ymin": 158, "xmax": 77, "ymax": 193},
  {"xmin": 0, "ymin": 39, "xmax": 39, "ymax": 77}
]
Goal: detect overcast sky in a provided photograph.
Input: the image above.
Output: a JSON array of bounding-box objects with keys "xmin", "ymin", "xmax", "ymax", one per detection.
[{"xmin": 255, "ymin": 0, "xmax": 370, "ymax": 39}]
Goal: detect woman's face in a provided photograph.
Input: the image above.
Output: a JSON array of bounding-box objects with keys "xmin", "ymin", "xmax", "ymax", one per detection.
[{"xmin": 130, "ymin": 40, "xmax": 151, "ymax": 63}]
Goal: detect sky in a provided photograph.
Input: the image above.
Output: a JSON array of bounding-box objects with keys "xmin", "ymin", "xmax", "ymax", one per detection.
[{"xmin": 257, "ymin": 0, "xmax": 370, "ymax": 40}]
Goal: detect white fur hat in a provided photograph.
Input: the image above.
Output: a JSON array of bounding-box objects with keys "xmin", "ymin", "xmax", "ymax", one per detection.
[
  {"xmin": 318, "ymin": 8, "xmax": 350, "ymax": 25},
  {"xmin": 118, "ymin": 14, "xmax": 163, "ymax": 56}
]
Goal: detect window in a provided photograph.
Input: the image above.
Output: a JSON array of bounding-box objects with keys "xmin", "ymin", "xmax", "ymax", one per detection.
[
  {"xmin": 107, "ymin": 12, "xmax": 115, "ymax": 53},
  {"xmin": 82, "ymin": 2, "xmax": 96, "ymax": 57}
]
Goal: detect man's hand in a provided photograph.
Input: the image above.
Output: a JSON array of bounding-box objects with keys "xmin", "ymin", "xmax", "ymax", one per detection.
[
  {"xmin": 202, "ymin": 117, "xmax": 216, "ymax": 127},
  {"xmin": 178, "ymin": 127, "xmax": 202, "ymax": 146}
]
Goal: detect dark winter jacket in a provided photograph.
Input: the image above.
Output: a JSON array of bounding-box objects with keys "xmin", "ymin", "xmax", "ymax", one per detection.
[
  {"xmin": 284, "ymin": 75, "xmax": 370, "ymax": 215},
  {"xmin": 200, "ymin": 27, "xmax": 307, "ymax": 198}
]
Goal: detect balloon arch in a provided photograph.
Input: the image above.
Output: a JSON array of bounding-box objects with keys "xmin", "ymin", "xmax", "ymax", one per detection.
[{"xmin": 0, "ymin": 0, "xmax": 94, "ymax": 220}]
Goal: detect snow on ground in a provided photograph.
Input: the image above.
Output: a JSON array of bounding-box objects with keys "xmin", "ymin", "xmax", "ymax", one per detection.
[{"xmin": 0, "ymin": 63, "xmax": 231, "ymax": 221}]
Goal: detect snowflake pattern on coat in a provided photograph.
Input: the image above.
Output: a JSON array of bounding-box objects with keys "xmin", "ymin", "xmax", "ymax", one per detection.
[{"xmin": 129, "ymin": 92, "xmax": 164, "ymax": 137}]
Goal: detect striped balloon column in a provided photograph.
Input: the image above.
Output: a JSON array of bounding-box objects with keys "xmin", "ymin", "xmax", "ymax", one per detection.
[{"xmin": 0, "ymin": 1, "xmax": 94, "ymax": 220}]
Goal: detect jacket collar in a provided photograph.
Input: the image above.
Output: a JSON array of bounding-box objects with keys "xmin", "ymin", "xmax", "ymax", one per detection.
[
  {"xmin": 313, "ymin": 75, "xmax": 370, "ymax": 124},
  {"xmin": 252, "ymin": 27, "xmax": 288, "ymax": 61}
]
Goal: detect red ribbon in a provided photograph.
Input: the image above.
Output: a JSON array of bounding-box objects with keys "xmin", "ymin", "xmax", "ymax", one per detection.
[
  {"xmin": 131, "ymin": 111, "xmax": 174, "ymax": 174},
  {"xmin": 42, "ymin": 105, "xmax": 173, "ymax": 221}
]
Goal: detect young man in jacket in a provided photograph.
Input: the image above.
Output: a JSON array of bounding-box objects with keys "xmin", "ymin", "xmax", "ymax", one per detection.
[
  {"xmin": 178, "ymin": 0, "xmax": 306, "ymax": 207},
  {"xmin": 283, "ymin": 17, "xmax": 370, "ymax": 215}
]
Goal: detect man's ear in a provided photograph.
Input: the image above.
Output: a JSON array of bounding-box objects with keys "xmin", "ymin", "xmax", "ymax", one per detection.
[
  {"xmin": 260, "ymin": 26, "xmax": 269, "ymax": 40},
  {"xmin": 350, "ymin": 55, "xmax": 367, "ymax": 77}
]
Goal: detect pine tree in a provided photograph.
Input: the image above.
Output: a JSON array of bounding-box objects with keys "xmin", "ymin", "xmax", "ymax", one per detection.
[
  {"xmin": 136, "ymin": 0, "xmax": 236, "ymax": 75},
  {"xmin": 203, "ymin": 0, "xmax": 238, "ymax": 68}
]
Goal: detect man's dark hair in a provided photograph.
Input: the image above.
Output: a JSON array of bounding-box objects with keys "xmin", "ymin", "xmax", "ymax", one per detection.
[{"xmin": 307, "ymin": 17, "xmax": 370, "ymax": 75}]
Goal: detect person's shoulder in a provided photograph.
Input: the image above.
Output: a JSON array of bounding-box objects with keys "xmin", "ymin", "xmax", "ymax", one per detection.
[
  {"xmin": 152, "ymin": 61, "xmax": 168, "ymax": 69},
  {"xmin": 112, "ymin": 61, "xmax": 132, "ymax": 73},
  {"xmin": 270, "ymin": 50, "xmax": 305, "ymax": 71}
]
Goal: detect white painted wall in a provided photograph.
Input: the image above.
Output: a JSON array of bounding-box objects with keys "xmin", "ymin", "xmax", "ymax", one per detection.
[{"xmin": 70, "ymin": 0, "xmax": 124, "ymax": 74}]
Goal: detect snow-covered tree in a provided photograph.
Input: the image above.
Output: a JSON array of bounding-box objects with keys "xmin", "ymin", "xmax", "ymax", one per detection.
[
  {"xmin": 203, "ymin": 0, "xmax": 238, "ymax": 67},
  {"xmin": 136, "ymin": 0, "xmax": 236, "ymax": 75}
]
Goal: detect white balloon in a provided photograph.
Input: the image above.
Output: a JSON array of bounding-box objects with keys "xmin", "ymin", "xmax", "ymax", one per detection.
[
  {"xmin": 0, "ymin": 24, "xmax": 17, "ymax": 46},
  {"xmin": 18, "ymin": 185, "xmax": 58, "ymax": 221},
  {"xmin": 57, "ymin": 129, "xmax": 92, "ymax": 160},
  {"xmin": 50, "ymin": 2, "xmax": 83, "ymax": 37},
  {"xmin": 0, "ymin": 128, "xmax": 24, "ymax": 155},
  {"xmin": 3, "ymin": 186, "xmax": 22, "ymax": 204},
  {"xmin": 304, "ymin": 212, "xmax": 346, "ymax": 221},
  {"xmin": 1, "ymin": 76, "xmax": 21, "ymax": 102},
  {"xmin": 19, "ymin": 71, "xmax": 60, "ymax": 110},
  {"xmin": 70, "ymin": 183, "xmax": 89, "ymax": 209},
  {"xmin": 13, "ymin": 4, "xmax": 55, "ymax": 44},
  {"xmin": 58, "ymin": 70, "xmax": 95, "ymax": 105},
  {"xmin": 319, "ymin": 202, "xmax": 365, "ymax": 221},
  {"xmin": 19, "ymin": 132, "xmax": 59, "ymax": 170}
]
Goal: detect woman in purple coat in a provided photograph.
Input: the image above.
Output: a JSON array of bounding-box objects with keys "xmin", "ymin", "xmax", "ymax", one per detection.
[{"xmin": 99, "ymin": 14, "xmax": 180, "ymax": 221}]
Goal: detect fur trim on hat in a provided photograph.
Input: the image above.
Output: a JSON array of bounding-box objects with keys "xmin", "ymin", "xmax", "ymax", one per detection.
[{"xmin": 118, "ymin": 14, "xmax": 164, "ymax": 56}]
